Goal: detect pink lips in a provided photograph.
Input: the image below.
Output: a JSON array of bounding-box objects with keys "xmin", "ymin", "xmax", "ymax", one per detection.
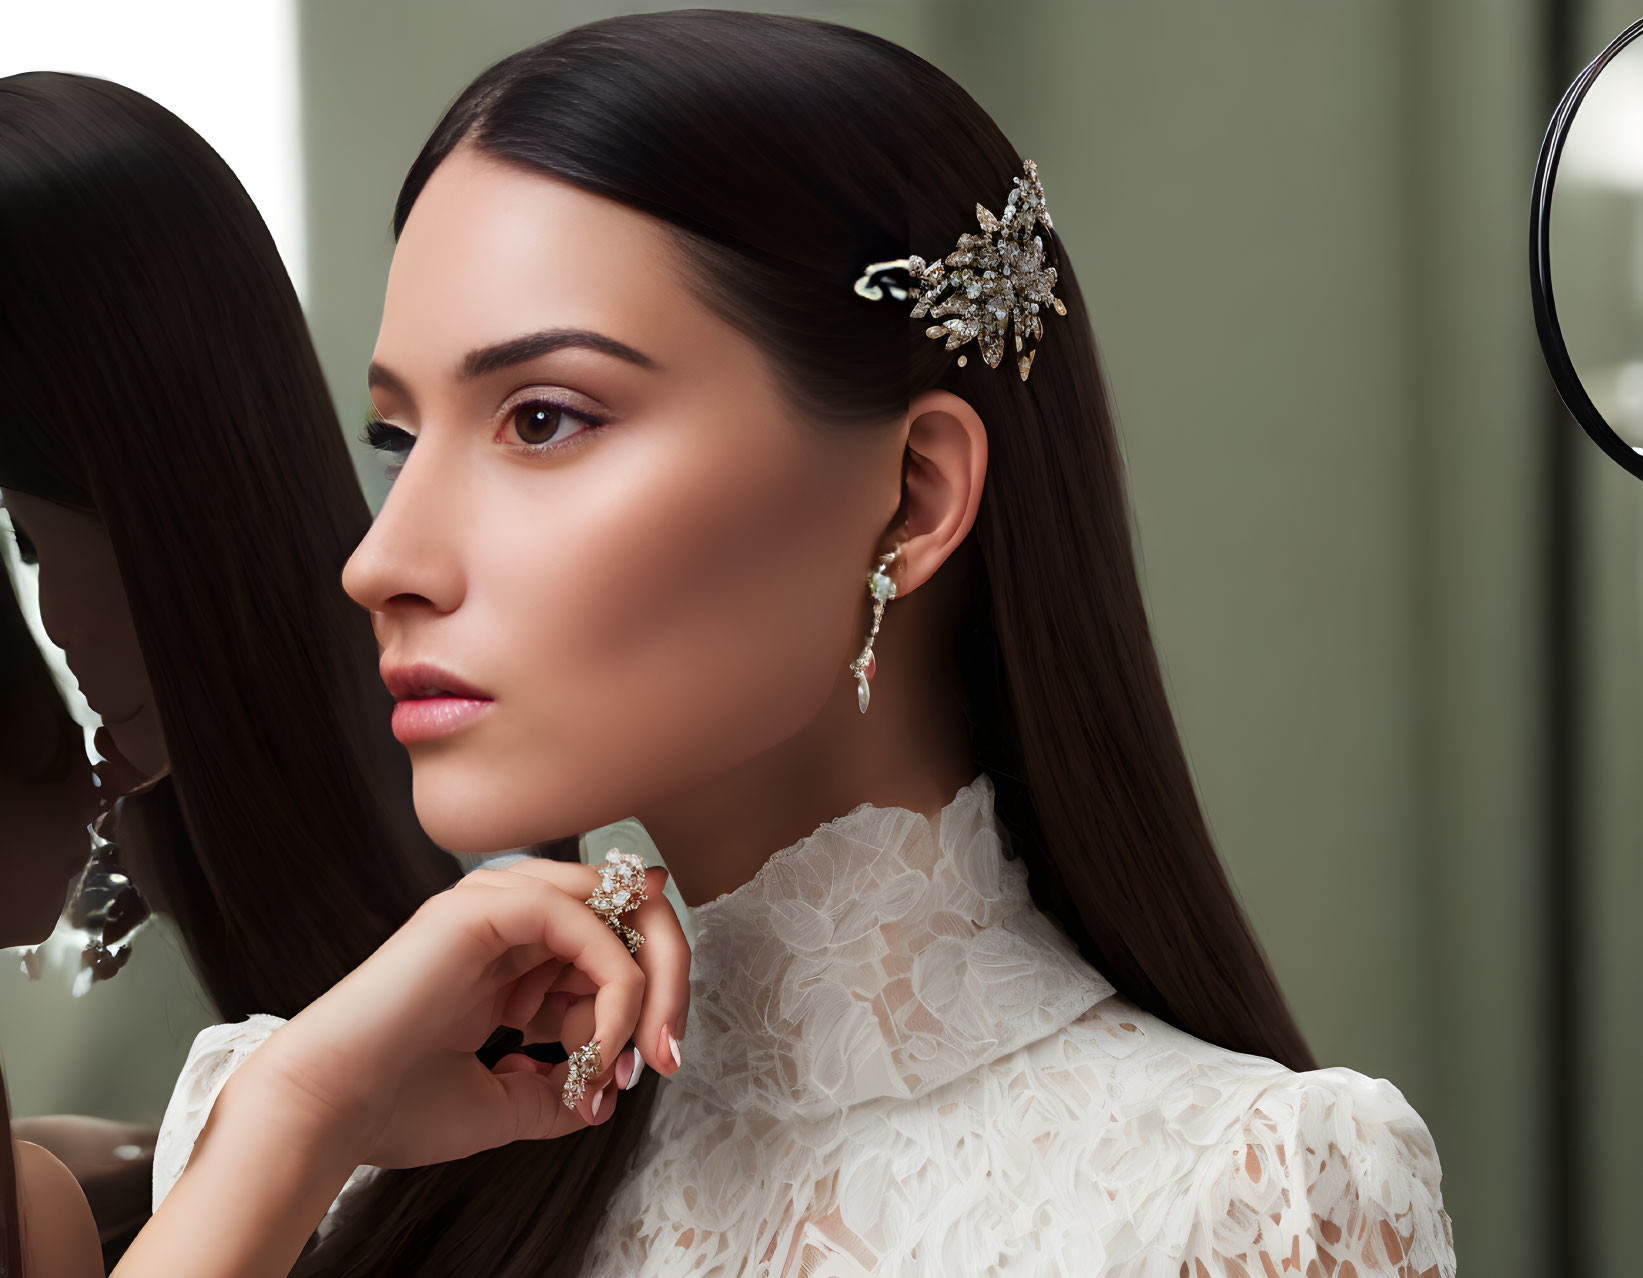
[{"xmin": 381, "ymin": 661, "xmax": 495, "ymax": 745}]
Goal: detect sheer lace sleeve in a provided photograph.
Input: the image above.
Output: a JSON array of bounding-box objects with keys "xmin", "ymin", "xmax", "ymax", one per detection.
[
  {"xmin": 151, "ymin": 1013, "xmax": 378, "ymax": 1233},
  {"xmin": 152, "ymin": 1014, "xmax": 288, "ymax": 1213},
  {"xmin": 1203, "ymin": 1069, "xmax": 1456, "ymax": 1277}
]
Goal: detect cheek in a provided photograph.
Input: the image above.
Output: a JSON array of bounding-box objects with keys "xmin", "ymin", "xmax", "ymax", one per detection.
[
  {"xmin": 35, "ymin": 547, "xmax": 151, "ymax": 716},
  {"xmin": 455, "ymin": 423, "xmax": 868, "ymax": 832},
  {"xmin": 32, "ymin": 564, "xmax": 95, "ymax": 654}
]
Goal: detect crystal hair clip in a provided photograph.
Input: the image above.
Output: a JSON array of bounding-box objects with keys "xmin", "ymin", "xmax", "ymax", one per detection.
[{"xmin": 853, "ymin": 159, "xmax": 1067, "ymax": 382}]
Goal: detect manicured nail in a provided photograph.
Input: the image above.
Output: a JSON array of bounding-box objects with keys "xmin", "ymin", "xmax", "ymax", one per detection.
[
  {"xmin": 663, "ymin": 1027, "xmax": 682, "ymax": 1070},
  {"xmin": 589, "ymin": 1083, "xmax": 609, "ymax": 1120},
  {"xmin": 615, "ymin": 1045, "xmax": 639, "ymax": 1090}
]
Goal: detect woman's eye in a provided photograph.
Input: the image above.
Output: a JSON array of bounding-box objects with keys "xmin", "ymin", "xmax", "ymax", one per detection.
[
  {"xmin": 362, "ymin": 417, "xmax": 415, "ymax": 455},
  {"xmin": 505, "ymin": 400, "xmax": 598, "ymax": 450},
  {"xmin": 11, "ymin": 523, "xmax": 38, "ymax": 566}
]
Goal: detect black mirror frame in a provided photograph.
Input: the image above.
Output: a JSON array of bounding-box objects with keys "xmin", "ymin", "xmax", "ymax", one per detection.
[{"xmin": 1531, "ymin": 15, "xmax": 1643, "ymax": 484}]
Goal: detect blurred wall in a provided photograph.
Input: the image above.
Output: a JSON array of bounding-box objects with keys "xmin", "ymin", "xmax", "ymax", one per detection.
[{"xmin": 0, "ymin": 918, "xmax": 211, "ymax": 1127}]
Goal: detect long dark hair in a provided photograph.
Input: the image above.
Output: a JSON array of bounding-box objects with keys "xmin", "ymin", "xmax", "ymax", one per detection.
[
  {"xmin": 0, "ymin": 553, "xmax": 68, "ymax": 1278},
  {"xmin": 304, "ymin": 10, "xmax": 1319, "ymax": 1275},
  {"xmin": 0, "ymin": 59, "xmax": 457, "ymax": 1077}
]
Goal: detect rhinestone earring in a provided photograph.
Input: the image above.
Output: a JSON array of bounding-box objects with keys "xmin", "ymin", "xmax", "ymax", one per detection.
[
  {"xmin": 63, "ymin": 794, "xmax": 152, "ymax": 988},
  {"xmin": 848, "ymin": 548, "xmax": 900, "ymax": 714}
]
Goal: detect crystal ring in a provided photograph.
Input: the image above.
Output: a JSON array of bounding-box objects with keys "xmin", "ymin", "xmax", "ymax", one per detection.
[
  {"xmin": 561, "ymin": 1038, "xmax": 603, "ymax": 1109},
  {"xmin": 584, "ymin": 849, "xmax": 649, "ymax": 955}
]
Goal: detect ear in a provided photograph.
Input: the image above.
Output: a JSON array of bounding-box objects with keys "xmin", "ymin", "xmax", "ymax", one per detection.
[{"xmin": 889, "ymin": 389, "xmax": 988, "ymax": 597}]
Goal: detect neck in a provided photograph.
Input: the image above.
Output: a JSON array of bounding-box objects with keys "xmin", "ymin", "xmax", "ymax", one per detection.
[
  {"xmin": 635, "ymin": 596, "xmax": 976, "ymax": 908},
  {"xmin": 663, "ymin": 770, "xmax": 1117, "ymax": 1114}
]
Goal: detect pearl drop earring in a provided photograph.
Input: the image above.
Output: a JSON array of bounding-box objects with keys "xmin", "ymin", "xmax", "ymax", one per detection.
[{"xmin": 848, "ymin": 547, "xmax": 900, "ymax": 714}]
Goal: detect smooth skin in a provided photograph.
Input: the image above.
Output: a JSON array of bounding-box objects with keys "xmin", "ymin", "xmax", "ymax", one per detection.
[
  {"xmin": 345, "ymin": 143, "xmax": 986, "ymax": 904},
  {"xmin": 108, "ymin": 139, "xmax": 989, "ymax": 1269},
  {"xmin": 112, "ymin": 855, "xmax": 688, "ymax": 1278},
  {"xmin": 0, "ymin": 492, "xmax": 167, "ymax": 782},
  {"xmin": 13, "ymin": 1140, "xmax": 103, "ymax": 1278}
]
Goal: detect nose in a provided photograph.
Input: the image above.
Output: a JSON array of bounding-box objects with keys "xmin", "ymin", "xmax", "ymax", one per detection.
[
  {"xmin": 342, "ymin": 443, "xmax": 468, "ymax": 619},
  {"xmin": 30, "ymin": 564, "xmax": 92, "ymax": 662}
]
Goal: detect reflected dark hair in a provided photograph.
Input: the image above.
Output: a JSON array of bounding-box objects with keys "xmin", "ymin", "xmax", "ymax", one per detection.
[
  {"xmin": 0, "ymin": 548, "xmax": 79, "ymax": 790},
  {"xmin": 0, "ymin": 61, "xmax": 454, "ymax": 1096},
  {"xmin": 0, "ymin": 555, "xmax": 72, "ymax": 1278},
  {"xmin": 308, "ymin": 9, "xmax": 1319, "ymax": 1276}
]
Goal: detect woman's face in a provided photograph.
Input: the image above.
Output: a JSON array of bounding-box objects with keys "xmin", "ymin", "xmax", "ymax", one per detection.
[
  {"xmin": 0, "ymin": 490, "xmax": 168, "ymax": 781},
  {"xmin": 344, "ymin": 145, "xmax": 902, "ymax": 856}
]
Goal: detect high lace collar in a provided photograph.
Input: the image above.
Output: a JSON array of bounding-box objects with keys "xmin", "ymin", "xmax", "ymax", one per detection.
[{"xmin": 667, "ymin": 772, "xmax": 1116, "ymax": 1118}]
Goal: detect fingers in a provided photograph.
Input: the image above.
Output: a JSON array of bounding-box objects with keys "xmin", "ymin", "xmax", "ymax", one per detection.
[
  {"xmin": 343, "ymin": 874, "xmax": 641, "ymax": 1058},
  {"xmin": 488, "ymin": 1022, "xmax": 629, "ymax": 1135},
  {"xmin": 554, "ymin": 998, "xmax": 642, "ymax": 1119},
  {"xmin": 622, "ymin": 868, "xmax": 692, "ymax": 1076},
  {"xmin": 516, "ymin": 981, "xmax": 579, "ymax": 1045},
  {"xmin": 478, "ymin": 858, "xmax": 692, "ymax": 1079},
  {"xmin": 496, "ymin": 959, "xmax": 565, "ymax": 1031},
  {"xmin": 452, "ymin": 875, "xmax": 644, "ymax": 1009},
  {"xmin": 459, "ymin": 877, "xmax": 647, "ymax": 1105},
  {"xmin": 488, "ymin": 1061, "xmax": 599, "ymax": 1142}
]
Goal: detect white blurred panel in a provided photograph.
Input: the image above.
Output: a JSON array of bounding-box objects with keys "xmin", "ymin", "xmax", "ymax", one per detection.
[{"xmin": 0, "ymin": 0, "xmax": 307, "ymax": 300}]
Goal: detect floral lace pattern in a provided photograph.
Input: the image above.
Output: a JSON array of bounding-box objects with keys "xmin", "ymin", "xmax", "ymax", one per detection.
[
  {"xmin": 583, "ymin": 774, "xmax": 1455, "ymax": 1276},
  {"xmin": 152, "ymin": 1014, "xmax": 380, "ymax": 1234},
  {"xmin": 153, "ymin": 773, "xmax": 1455, "ymax": 1276}
]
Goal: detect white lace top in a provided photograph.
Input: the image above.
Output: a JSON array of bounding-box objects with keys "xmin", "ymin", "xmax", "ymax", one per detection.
[{"xmin": 154, "ymin": 773, "xmax": 1457, "ymax": 1276}]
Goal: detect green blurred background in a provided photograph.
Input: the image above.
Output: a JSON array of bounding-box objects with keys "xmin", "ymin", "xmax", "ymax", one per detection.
[{"xmin": 4, "ymin": 3, "xmax": 1642, "ymax": 1274}]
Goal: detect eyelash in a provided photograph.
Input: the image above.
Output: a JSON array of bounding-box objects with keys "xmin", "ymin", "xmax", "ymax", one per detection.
[
  {"xmin": 10, "ymin": 523, "xmax": 38, "ymax": 566},
  {"xmin": 360, "ymin": 397, "xmax": 607, "ymax": 477}
]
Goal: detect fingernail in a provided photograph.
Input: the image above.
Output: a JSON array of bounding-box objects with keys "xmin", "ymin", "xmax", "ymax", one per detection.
[
  {"xmin": 589, "ymin": 1083, "xmax": 609, "ymax": 1120},
  {"xmin": 662, "ymin": 1027, "xmax": 681, "ymax": 1070},
  {"xmin": 615, "ymin": 1045, "xmax": 639, "ymax": 1090}
]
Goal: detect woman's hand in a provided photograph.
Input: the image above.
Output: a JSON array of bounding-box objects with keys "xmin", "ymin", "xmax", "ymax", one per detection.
[
  {"xmin": 113, "ymin": 855, "xmax": 688, "ymax": 1278},
  {"xmin": 223, "ymin": 855, "xmax": 689, "ymax": 1170}
]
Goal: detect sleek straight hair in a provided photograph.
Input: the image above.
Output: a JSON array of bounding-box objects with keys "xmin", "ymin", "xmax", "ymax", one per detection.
[
  {"xmin": 305, "ymin": 10, "xmax": 1319, "ymax": 1276},
  {"xmin": 0, "ymin": 559, "xmax": 69, "ymax": 1278},
  {"xmin": 0, "ymin": 71, "xmax": 456, "ymax": 1018},
  {"xmin": 0, "ymin": 71, "xmax": 458, "ymax": 1259}
]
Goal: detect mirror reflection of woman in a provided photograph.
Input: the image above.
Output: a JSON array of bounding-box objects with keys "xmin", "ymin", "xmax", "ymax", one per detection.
[
  {"xmin": 0, "ymin": 553, "xmax": 104, "ymax": 1278},
  {"xmin": 0, "ymin": 69, "xmax": 462, "ymax": 1270},
  {"xmin": 142, "ymin": 12, "xmax": 1457, "ymax": 1278}
]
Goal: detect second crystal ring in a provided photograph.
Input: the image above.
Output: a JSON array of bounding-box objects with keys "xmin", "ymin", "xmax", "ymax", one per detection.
[{"xmin": 561, "ymin": 1038, "xmax": 603, "ymax": 1109}]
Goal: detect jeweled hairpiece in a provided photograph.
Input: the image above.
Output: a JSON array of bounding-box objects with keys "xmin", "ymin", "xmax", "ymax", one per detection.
[{"xmin": 852, "ymin": 159, "xmax": 1067, "ymax": 382}]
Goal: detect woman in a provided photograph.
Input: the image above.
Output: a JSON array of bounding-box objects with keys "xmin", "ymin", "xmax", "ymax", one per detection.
[
  {"xmin": 150, "ymin": 10, "xmax": 1456, "ymax": 1277},
  {"xmin": 0, "ymin": 548, "xmax": 104, "ymax": 1278},
  {"xmin": 0, "ymin": 69, "xmax": 461, "ymax": 1261}
]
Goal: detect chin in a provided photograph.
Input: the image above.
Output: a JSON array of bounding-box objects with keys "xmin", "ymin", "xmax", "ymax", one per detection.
[
  {"xmin": 409, "ymin": 763, "xmax": 587, "ymax": 857},
  {"xmin": 110, "ymin": 712, "xmax": 169, "ymax": 781}
]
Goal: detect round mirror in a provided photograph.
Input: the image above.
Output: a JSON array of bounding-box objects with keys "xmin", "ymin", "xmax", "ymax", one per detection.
[{"xmin": 1533, "ymin": 17, "xmax": 1643, "ymax": 481}]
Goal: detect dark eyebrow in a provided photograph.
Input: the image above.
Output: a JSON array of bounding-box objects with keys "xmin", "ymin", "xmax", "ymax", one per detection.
[
  {"xmin": 366, "ymin": 361, "xmax": 411, "ymax": 398},
  {"xmin": 367, "ymin": 327, "xmax": 658, "ymax": 402},
  {"xmin": 459, "ymin": 328, "xmax": 658, "ymax": 380}
]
